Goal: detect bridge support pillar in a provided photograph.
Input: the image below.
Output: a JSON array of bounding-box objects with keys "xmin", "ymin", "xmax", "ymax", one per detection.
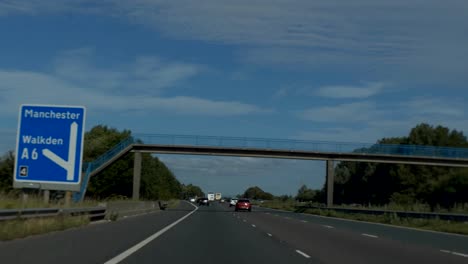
[
  {"xmin": 133, "ymin": 152, "xmax": 142, "ymax": 201},
  {"xmin": 326, "ymin": 160, "xmax": 334, "ymax": 207}
]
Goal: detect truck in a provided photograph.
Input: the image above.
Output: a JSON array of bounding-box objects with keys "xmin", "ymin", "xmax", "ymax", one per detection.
[
  {"xmin": 215, "ymin": 193, "xmax": 222, "ymax": 201},
  {"xmin": 207, "ymin": 192, "xmax": 215, "ymax": 201}
]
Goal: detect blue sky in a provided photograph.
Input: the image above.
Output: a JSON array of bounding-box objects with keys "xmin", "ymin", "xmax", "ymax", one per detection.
[{"xmin": 1, "ymin": 1, "xmax": 467, "ymax": 195}]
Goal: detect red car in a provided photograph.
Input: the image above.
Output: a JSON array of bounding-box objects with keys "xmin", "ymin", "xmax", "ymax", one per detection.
[{"xmin": 235, "ymin": 199, "xmax": 252, "ymax": 212}]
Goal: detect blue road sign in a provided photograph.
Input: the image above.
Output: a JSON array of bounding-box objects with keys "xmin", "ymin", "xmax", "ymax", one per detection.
[{"xmin": 13, "ymin": 105, "xmax": 86, "ymax": 191}]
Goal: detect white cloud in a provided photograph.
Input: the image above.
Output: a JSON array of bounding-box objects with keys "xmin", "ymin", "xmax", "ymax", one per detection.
[
  {"xmin": 0, "ymin": 69, "xmax": 268, "ymax": 117},
  {"xmin": 316, "ymin": 82, "xmax": 385, "ymax": 99},
  {"xmin": 298, "ymin": 101, "xmax": 379, "ymax": 123},
  {"xmin": 295, "ymin": 97, "xmax": 468, "ymax": 143},
  {"xmin": 52, "ymin": 48, "xmax": 200, "ymax": 95},
  {"xmin": 0, "ymin": 46, "xmax": 270, "ymax": 117},
  {"xmin": 2, "ymin": 1, "xmax": 468, "ymax": 86},
  {"xmin": 405, "ymin": 98, "xmax": 464, "ymax": 118}
]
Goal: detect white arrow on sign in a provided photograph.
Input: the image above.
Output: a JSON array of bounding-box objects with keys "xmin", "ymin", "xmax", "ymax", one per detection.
[{"xmin": 42, "ymin": 122, "xmax": 78, "ymax": 181}]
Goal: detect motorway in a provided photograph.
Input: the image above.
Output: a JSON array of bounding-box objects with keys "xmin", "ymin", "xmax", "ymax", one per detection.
[{"xmin": 0, "ymin": 201, "xmax": 467, "ymax": 264}]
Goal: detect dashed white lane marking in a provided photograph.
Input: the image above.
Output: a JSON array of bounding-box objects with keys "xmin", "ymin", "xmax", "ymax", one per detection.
[
  {"xmin": 301, "ymin": 220, "xmax": 308, "ymax": 223},
  {"xmin": 362, "ymin": 233, "xmax": 378, "ymax": 238},
  {"xmin": 440, "ymin": 249, "xmax": 468, "ymax": 258},
  {"xmin": 295, "ymin": 250, "xmax": 311, "ymax": 259},
  {"xmin": 265, "ymin": 212, "xmax": 271, "ymax": 215},
  {"xmin": 104, "ymin": 202, "xmax": 198, "ymax": 264},
  {"xmin": 267, "ymin": 233, "xmax": 273, "ymax": 237},
  {"xmin": 243, "ymin": 219, "xmax": 247, "ymax": 222},
  {"xmin": 252, "ymin": 224, "xmax": 256, "ymax": 228},
  {"xmin": 323, "ymin": 225, "xmax": 334, "ymax": 229},
  {"xmin": 274, "ymin": 214, "xmax": 279, "ymax": 217},
  {"xmin": 284, "ymin": 217, "xmax": 291, "ymax": 220}
]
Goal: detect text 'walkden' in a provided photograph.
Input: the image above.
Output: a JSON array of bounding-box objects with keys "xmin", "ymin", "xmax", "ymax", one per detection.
[{"xmin": 22, "ymin": 135, "xmax": 64, "ymax": 145}]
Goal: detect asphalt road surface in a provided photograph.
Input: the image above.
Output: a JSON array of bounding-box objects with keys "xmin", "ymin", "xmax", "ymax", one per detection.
[{"xmin": 1, "ymin": 201, "xmax": 467, "ymax": 264}]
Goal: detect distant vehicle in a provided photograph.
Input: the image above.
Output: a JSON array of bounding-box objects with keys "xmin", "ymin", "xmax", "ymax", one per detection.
[
  {"xmin": 215, "ymin": 193, "xmax": 222, "ymax": 200},
  {"xmin": 220, "ymin": 199, "xmax": 225, "ymax": 203},
  {"xmin": 197, "ymin": 197, "xmax": 209, "ymax": 206},
  {"xmin": 235, "ymin": 199, "xmax": 252, "ymax": 212},
  {"xmin": 229, "ymin": 198, "xmax": 238, "ymax": 207},
  {"xmin": 189, "ymin": 197, "xmax": 196, "ymax": 203},
  {"xmin": 207, "ymin": 192, "xmax": 215, "ymax": 201}
]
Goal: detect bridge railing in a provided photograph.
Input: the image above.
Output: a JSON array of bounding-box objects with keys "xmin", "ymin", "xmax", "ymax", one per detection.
[
  {"xmin": 133, "ymin": 134, "xmax": 468, "ymax": 159},
  {"xmin": 74, "ymin": 136, "xmax": 136, "ymax": 202}
]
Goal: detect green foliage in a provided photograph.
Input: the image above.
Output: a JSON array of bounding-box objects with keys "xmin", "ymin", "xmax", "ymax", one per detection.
[
  {"xmin": 242, "ymin": 186, "xmax": 274, "ymax": 200},
  {"xmin": 83, "ymin": 125, "xmax": 131, "ymax": 162},
  {"xmin": 84, "ymin": 126, "xmax": 183, "ymax": 200},
  {"xmin": 295, "ymin": 185, "xmax": 317, "ymax": 202},
  {"xmin": 333, "ymin": 123, "xmax": 468, "ymax": 210},
  {"xmin": 277, "ymin": 194, "xmax": 293, "ymax": 202},
  {"xmin": 180, "ymin": 184, "xmax": 204, "ymax": 199},
  {"xmin": 0, "ymin": 151, "xmax": 15, "ymax": 193}
]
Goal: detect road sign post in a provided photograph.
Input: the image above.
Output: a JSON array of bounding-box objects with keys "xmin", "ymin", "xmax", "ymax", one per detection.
[{"xmin": 13, "ymin": 104, "xmax": 86, "ymax": 192}]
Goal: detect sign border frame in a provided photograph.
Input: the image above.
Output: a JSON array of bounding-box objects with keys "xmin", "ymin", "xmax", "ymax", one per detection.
[{"xmin": 13, "ymin": 104, "xmax": 86, "ymax": 191}]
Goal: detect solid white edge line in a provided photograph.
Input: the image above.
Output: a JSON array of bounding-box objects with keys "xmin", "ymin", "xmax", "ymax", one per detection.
[
  {"xmin": 362, "ymin": 233, "xmax": 378, "ymax": 238},
  {"xmin": 440, "ymin": 249, "xmax": 468, "ymax": 258},
  {"xmin": 104, "ymin": 201, "xmax": 198, "ymax": 264},
  {"xmin": 295, "ymin": 250, "xmax": 311, "ymax": 259},
  {"xmin": 323, "ymin": 225, "xmax": 334, "ymax": 229},
  {"xmin": 301, "ymin": 220, "xmax": 308, "ymax": 223},
  {"xmin": 452, "ymin": 252, "xmax": 468, "ymax": 258}
]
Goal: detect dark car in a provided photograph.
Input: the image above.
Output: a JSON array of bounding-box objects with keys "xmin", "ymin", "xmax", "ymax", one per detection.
[
  {"xmin": 197, "ymin": 197, "xmax": 209, "ymax": 206},
  {"xmin": 235, "ymin": 199, "xmax": 251, "ymax": 212}
]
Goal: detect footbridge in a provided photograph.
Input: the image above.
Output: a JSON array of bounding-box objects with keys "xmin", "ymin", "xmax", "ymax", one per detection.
[{"xmin": 74, "ymin": 134, "xmax": 468, "ymax": 206}]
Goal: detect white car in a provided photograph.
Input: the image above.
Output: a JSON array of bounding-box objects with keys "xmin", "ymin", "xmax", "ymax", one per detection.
[{"xmin": 229, "ymin": 199, "xmax": 238, "ymax": 207}]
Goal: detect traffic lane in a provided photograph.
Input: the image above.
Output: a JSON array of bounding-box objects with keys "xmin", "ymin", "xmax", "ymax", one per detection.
[
  {"xmin": 238, "ymin": 208, "xmax": 466, "ymax": 264},
  {"xmin": 254, "ymin": 206, "xmax": 468, "ymax": 254},
  {"xmin": 0, "ymin": 202, "xmax": 195, "ymax": 264},
  {"xmin": 119, "ymin": 202, "xmax": 317, "ymax": 264}
]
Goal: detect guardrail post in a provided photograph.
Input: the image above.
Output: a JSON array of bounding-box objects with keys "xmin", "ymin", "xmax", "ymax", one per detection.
[
  {"xmin": 43, "ymin": 190, "xmax": 50, "ymax": 205},
  {"xmin": 65, "ymin": 191, "xmax": 72, "ymax": 207},
  {"xmin": 326, "ymin": 160, "xmax": 334, "ymax": 207},
  {"xmin": 133, "ymin": 151, "xmax": 142, "ymax": 201},
  {"xmin": 22, "ymin": 191, "xmax": 28, "ymax": 207}
]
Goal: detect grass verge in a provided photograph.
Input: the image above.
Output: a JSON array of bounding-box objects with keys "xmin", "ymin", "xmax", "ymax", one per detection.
[
  {"xmin": 166, "ymin": 199, "xmax": 180, "ymax": 209},
  {"xmin": 0, "ymin": 216, "xmax": 90, "ymax": 241},
  {"xmin": 303, "ymin": 208, "xmax": 468, "ymax": 235},
  {"xmin": 259, "ymin": 202, "xmax": 468, "ymax": 236},
  {"xmin": 259, "ymin": 200, "xmax": 296, "ymax": 211},
  {"xmin": 0, "ymin": 193, "xmax": 100, "ymax": 209}
]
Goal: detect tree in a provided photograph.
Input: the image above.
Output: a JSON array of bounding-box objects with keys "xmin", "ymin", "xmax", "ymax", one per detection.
[
  {"xmin": 332, "ymin": 123, "xmax": 468, "ymax": 209},
  {"xmin": 180, "ymin": 184, "xmax": 204, "ymax": 199},
  {"xmin": 295, "ymin": 185, "xmax": 316, "ymax": 202},
  {"xmin": 0, "ymin": 151, "xmax": 15, "ymax": 193},
  {"xmin": 242, "ymin": 186, "xmax": 274, "ymax": 200},
  {"xmin": 84, "ymin": 125, "xmax": 182, "ymax": 200}
]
